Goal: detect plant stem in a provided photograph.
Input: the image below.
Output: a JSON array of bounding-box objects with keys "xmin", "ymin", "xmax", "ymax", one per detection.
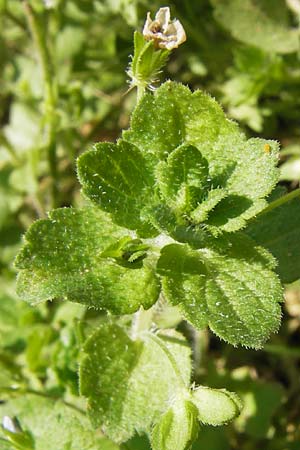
[
  {"xmin": 136, "ymin": 83, "xmax": 146, "ymax": 102},
  {"xmin": 131, "ymin": 306, "xmax": 153, "ymax": 339},
  {"xmin": 257, "ymin": 188, "xmax": 300, "ymax": 217},
  {"xmin": 23, "ymin": 1, "xmax": 58, "ymax": 208}
]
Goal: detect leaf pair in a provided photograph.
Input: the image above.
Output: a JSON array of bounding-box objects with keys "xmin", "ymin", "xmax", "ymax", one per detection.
[{"xmin": 79, "ymin": 323, "xmax": 242, "ymax": 449}]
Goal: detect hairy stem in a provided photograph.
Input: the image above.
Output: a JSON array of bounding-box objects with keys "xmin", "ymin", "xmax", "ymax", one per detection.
[{"xmin": 23, "ymin": 1, "xmax": 58, "ymax": 208}]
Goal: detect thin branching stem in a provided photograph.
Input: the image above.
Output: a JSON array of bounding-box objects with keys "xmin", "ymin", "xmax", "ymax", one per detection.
[{"xmin": 23, "ymin": 1, "xmax": 58, "ymax": 208}]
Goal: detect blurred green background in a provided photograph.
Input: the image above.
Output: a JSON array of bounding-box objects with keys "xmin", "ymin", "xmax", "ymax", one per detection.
[{"xmin": 1, "ymin": 1, "xmax": 300, "ymax": 449}]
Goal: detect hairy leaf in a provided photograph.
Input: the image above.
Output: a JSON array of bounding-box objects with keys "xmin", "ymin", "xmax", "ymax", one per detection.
[
  {"xmin": 124, "ymin": 82, "xmax": 279, "ymax": 234},
  {"xmin": 79, "ymin": 323, "xmax": 191, "ymax": 443},
  {"xmin": 15, "ymin": 207, "xmax": 160, "ymax": 313},
  {"xmin": 77, "ymin": 140, "xmax": 157, "ymax": 237},
  {"xmin": 157, "ymin": 233, "xmax": 282, "ymax": 348},
  {"xmin": 191, "ymin": 387, "xmax": 242, "ymax": 426},
  {"xmin": 156, "ymin": 144, "xmax": 209, "ymax": 214},
  {"xmin": 151, "ymin": 398, "xmax": 199, "ymax": 450}
]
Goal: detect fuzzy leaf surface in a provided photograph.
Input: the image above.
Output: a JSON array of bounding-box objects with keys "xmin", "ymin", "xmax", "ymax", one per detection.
[
  {"xmin": 191, "ymin": 387, "xmax": 242, "ymax": 426},
  {"xmin": 15, "ymin": 207, "xmax": 160, "ymax": 313},
  {"xmin": 124, "ymin": 82, "xmax": 279, "ymax": 234},
  {"xmin": 79, "ymin": 323, "xmax": 191, "ymax": 443},
  {"xmin": 157, "ymin": 233, "xmax": 282, "ymax": 348},
  {"xmin": 151, "ymin": 399, "xmax": 199, "ymax": 450},
  {"xmin": 77, "ymin": 140, "xmax": 157, "ymax": 237},
  {"xmin": 156, "ymin": 144, "xmax": 210, "ymax": 214}
]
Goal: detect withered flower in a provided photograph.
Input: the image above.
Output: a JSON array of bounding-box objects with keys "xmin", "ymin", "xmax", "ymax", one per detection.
[{"xmin": 143, "ymin": 7, "xmax": 186, "ymax": 50}]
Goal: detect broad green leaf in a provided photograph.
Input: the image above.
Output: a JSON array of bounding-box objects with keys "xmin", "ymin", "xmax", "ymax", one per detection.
[
  {"xmin": 246, "ymin": 193, "xmax": 300, "ymax": 283},
  {"xmin": 211, "ymin": 0, "xmax": 299, "ymax": 54},
  {"xmin": 191, "ymin": 387, "xmax": 242, "ymax": 426},
  {"xmin": 123, "ymin": 82, "xmax": 279, "ymax": 234},
  {"xmin": 77, "ymin": 140, "xmax": 157, "ymax": 237},
  {"xmin": 0, "ymin": 394, "xmax": 118, "ymax": 450},
  {"xmin": 151, "ymin": 399, "xmax": 199, "ymax": 450},
  {"xmin": 157, "ymin": 233, "xmax": 282, "ymax": 348},
  {"xmin": 79, "ymin": 323, "xmax": 192, "ymax": 443},
  {"xmin": 15, "ymin": 207, "xmax": 160, "ymax": 314}
]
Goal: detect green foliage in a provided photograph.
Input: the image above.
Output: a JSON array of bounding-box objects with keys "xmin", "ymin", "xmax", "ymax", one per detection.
[
  {"xmin": 15, "ymin": 207, "xmax": 160, "ymax": 313},
  {"xmin": 212, "ymin": 0, "xmax": 299, "ymax": 54},
  {"xmin": 127, "ymin": 31, "xmax": 170, "ymax": 91},
  {"xmin": 1, "ymin": 2, "xmax": 300, "ymax": 449},
  {"xmin": 79, "ymin": 323, "xmax": 192, "ymax": 442},
  {"xmin": 0, "ymin": 394, "xmax": 118, "ymax": 450},
  {"xmin": 157, "ymin": 234, "xmax": 282, "ymax": 348},
  {"xmin": 79, "ymin": 322, "xmax": 242, "ymax": 448},
  {"xmin": 77, "ymin": 140, "xmax": 157, "ymax": 236},
  {"xmin": 16, "ymin": 81, "xmax": 283, "ymax": 349},
  {"xmin": 151, "ymin": 399, "xmax": 199, "ymax": 450},
  {"xmin": 124, "ymin": 81, "xmax": 279, "ymax": 234},
  {"xmin": 191, "ymin": 387, "xmax": 242, "ymax": 426},
  {"xmin": 246, "ymin": 191, "xmax": 300, "ymax": 284}
]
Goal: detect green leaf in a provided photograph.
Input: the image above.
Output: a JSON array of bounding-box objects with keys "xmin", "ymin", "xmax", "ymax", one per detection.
[
  {"xmin": 77, "ymin": 140, "xmax": 157, "ymax": 237},
  {"xmin": 211, "ymin": 0, "xmax": 299, "ymax": 54},
  {"xmin": 191, "ymin": 387, "xmax": 242, "ymax": 426},
  {"xmin": 79, "ymin": 323, "xmax": 192, "ymax": 443},
  {"xmin": 0, "ymin": 394, "xmax": 118, "ymax": 450},
  {"xmin": 246, "ymin": 192, "xmax": 300, "ymax": 283},
  {"xmin": 15, "ymin": 207, "xmax": 160, "ymax": 314},
  {"xmin": 151, "ymin": 398, "xmax": 199, "ymax": 450},
  {"xmin": 124, "ymin": 82, "xmax": 279, "ymax": 234},
  {"xmin": 157, "ymin": 233, "xmax": 282, "ymax": 348},
  {"xmin": 156, "ymin": 144, "xmax": 210, "ymax": 214}
]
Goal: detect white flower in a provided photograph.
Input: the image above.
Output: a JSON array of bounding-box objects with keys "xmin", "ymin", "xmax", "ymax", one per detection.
[{"xmin": 143, "ymin": 7, "xmax": 186, "ymax": 50}]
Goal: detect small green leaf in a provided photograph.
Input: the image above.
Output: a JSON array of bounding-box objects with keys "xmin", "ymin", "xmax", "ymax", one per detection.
[
  {"xmin": 79, "ymin": 323, "xmax": 192, "ymax": 443},
  {"xmin": 77, "ymin": 140, "xmax": 157, "ymax": 237},
  {"xmin": 157, "ymin": 233, "xmax": 282, "ymax": 348},
  {"xmin": 151, "ymin": 398, "xmax": 199, "ymax": 450},
  {"xmin": 156, "ymin": 144, "xmax": 209, "ymax": 214},
  {"xmin": 15, "ymin": 207, "xmax": 160, "ymax": 314},
  {"xmin": 191, "ymin": 387, "xmax": 242, "ymax": 426}
]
